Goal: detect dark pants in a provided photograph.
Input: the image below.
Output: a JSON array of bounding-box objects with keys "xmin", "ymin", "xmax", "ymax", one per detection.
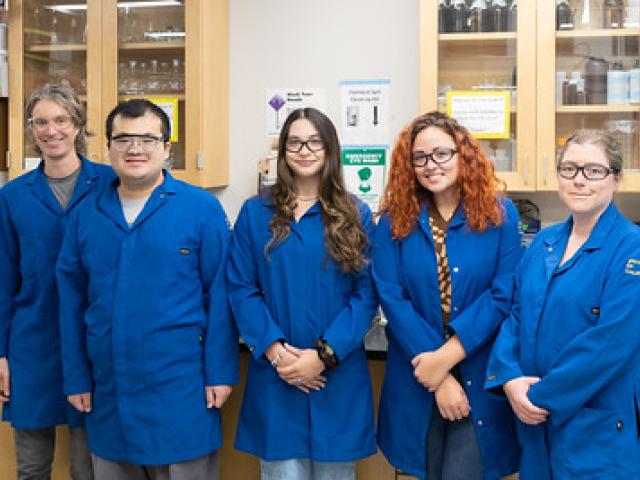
[
  {"xmin": 91, "ymin": 450, "xmax": 219, "ymax": 480},
  {"xmin": 13, "ymin": 427, "xmax": 93, "ymax": 480},
  {"xmin": 427, "ymin": 405, "xmax": 483, "ymax": 480}
]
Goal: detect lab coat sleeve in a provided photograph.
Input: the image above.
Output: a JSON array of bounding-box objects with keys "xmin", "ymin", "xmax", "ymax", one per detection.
[
  {"xmin": 371, "ymin": 214, "xmax": 444, "ymax": 359},
  {"xmin": 56, "ymin": 210, "xmax": 92, "ymax": 395},
  {"xmin": 527, "ymin": 236, "xmax": 640, "ymax": 427},
  {"xmin": 201, "ymin": 198, "xmax": 239, "ymax": 386},
  {"xmin": 322, "ymin": 203, "xmax": 379, "ymax": 362},
  {"xmin": 227, "ymin": 201, "xmax": 286, "ymax": 360},
  {"xmin": 448, "ymin": 199, "xmax": 523, "ymax": 357},
  {"xmin": 0, "ymin": 192, "xmax": 17, "ymax": 358},
  {"xmin": 485, "ymin": 269, "xmax": 525, "ymax": 392}
]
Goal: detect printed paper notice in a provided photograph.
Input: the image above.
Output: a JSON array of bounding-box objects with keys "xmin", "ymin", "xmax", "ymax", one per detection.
[
  {"xmin": 266, "ymin": 88, "xmax": 327, "ymax": 137},
  {"xmin": 340, "ymin": 80, "xmax": 390, "ymax": 145},
  {"xmin": 342, "ymin": 148, "xmax": 387, "ymax": 213},
  {"xmin": 446, "ymin": 91, "xmax": 510, "ymax": 139},
  {"xmin": 146, "ymin": 97, "xmax": 179, "ymax": 142}
]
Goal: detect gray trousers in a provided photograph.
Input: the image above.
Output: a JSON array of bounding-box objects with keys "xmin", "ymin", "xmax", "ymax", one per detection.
[
  {"xmin": 13, "ymin": 427, "xmax": 93, "ymax": 480},
  {"xmin": 91, "ymin": 450, "xmax": 219, "ymax": 480}
]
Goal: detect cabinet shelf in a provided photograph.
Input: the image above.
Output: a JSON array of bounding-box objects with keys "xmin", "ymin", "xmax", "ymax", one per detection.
[
  {"xmin": 26, "ymin": 43, "xmax": 87, "ymax": 53},
  {"xmin": 118, "ymin": 93, "xmax": 185, "ymax": 100},
  {"xmin": 438, "ymin": 32, "xmax": 517, "ymax": 42},
  {"xmin": 557, "ymin": 105, "xmax": 640, "ymax": 113},
  {"xmin": 119, "ymin": 41, "xmax": 185, "ymax": 51},
  {"xmin": 556, "ymin": 28, "xmax": 640, "ymax": 39}
]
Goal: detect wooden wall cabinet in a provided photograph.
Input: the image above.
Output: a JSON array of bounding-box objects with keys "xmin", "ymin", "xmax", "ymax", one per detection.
[
  {"xmin": 7, "ymin": 0, "xmax": 228, "ymax": 188},
  {"xmin": 420, "ymin": 1, "xmax": 639, "ymax": 192}
]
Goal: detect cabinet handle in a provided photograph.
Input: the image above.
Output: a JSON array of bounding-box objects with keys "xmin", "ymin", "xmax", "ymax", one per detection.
[
  {"xmin": 523, "ymin": 154, "xmax": 529, "ymax": 185},
  {"xmin": 543, "ymin": 154, "xmax": 548, "ymax": 185},
  {"xmin": 196, "ymin": 151, "xmax": 204, "ymax": 171},
  {"xmin": 5, "ymin": 151, "xmax": 10, "ymax": 170}
]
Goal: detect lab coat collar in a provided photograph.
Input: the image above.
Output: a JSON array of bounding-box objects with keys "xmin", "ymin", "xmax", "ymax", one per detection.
[
  {"xmin": 102, "ymin": 169, "xmax": 177, "ymax": 231},
  {"xmin": 544, "ymin": 202, "xmax": 619, "ymax": 251},
  {"xmin": 27, "ymin": 154, "xmax": 100, "ymax": 215}
]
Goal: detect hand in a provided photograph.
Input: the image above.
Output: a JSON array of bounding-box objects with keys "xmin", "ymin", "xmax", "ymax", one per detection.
[
  {"xmin": 434, "ymin": 374, "xmax": 470, "ymax": 421},
  {"xmin": 68, "ymin": 393, "xmax": 92, "ymax": 413},
  {"xmin": 411, "ymin": 336, "xmax": 466, "ymax": 391},
  {"xmin": 206, "ymin": 385, "xmax": 233, "ymax": 409},
  {"xmin": 277, "ymin": 344, "xmax": 326, "ymax": 393},
  {"xmin": 503, "ymin": 376, "xmax": 549, "ymax": 425},
  {"xmin": 0, "ymin": 357, "xmax": 9, "ymax": 402},
  {"xmin": 412, "ymin": 351, "xmax": 449, "ymax": 391}
]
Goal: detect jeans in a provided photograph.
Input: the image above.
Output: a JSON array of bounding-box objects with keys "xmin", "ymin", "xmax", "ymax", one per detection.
[
  {"xmin": 13, "ymin": 427, "xmax": 93, "ymax": 480},
  {"xmin": 426, "ymin": 405, "xmax": 483, "ymax": 480},
  {"xmin": 260, "ymin": 458, "xmax": 356, "ymax": 480}
]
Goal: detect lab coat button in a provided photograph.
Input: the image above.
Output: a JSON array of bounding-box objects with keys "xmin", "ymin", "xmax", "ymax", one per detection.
[
  {"xmin": 616, "ymin": 420, "xmax": 623, "ymax": 431},
  {"xmin": 198, "ymin": 334, "xmax": 204, "ymax": 343},
  {"xmin": 452, "ymin": 266, "xmax": 459, "ymax": 273},
  {"xmin": 547, "ymin": 246, "xmax": 553, "ymax": 252},
  {"xmin": 160, "ymin": 193, "xmax": 166, "ymax": 199},
  {"xmin": 476, "ymin": 420, "xmax": 483, "ymax": 426},
  {"xmin": 249, "ymin": 345, "xmax": 255, "ymax": 352},
  {"xmin": 453, "ymin": 306, "xmax": 459, "ymax": 312},
  {"xmin": 466, "ymin": 380, "xmax": 472, "ymax": 386}
]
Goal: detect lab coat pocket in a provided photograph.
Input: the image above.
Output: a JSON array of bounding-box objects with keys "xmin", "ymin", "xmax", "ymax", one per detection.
[
  {"xmin": 160, "ymin": 241, "xmax": 200, "ymax": 282},
  {"xmin": 557, "ymin": 407, "xmax": 620, "ymax": 477},
  {"xmin": 144, "ymin": 326, "xmax": 204, "ymax": 393}
]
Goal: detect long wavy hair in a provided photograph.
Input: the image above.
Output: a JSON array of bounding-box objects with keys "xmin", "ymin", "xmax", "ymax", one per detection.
[
  {"xmin": 380, "ymin": 111, "xmax": 505, "ymax": 239},
  {"xmin": 265, "ymin": 108, "xmax": 368, "ymax": 273}
]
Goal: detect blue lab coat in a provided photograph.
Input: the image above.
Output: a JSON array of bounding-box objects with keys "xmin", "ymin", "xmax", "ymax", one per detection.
[
  {"xmin": 486, "ymin": 202, "xmax": 640, "ymax": 480},
  {"xmin": 56, "ymin": 172, "xmax": 238, "ymax": 465},
  {"xmin": 373, "ymin": 197, "xmax": 522, "ymax": 480},
  {"xmin": 227, "ymin": 195, "xmax": 377, "ymax": 461},
  {"xmin": 0, "ymin": 157, "xmax": 114, "ymax": 428}
]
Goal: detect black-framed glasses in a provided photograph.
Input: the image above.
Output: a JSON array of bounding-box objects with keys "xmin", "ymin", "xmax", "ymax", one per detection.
[
  {"xmin": 285, "ymin": 138, "xmax": 324, "ymax": 153},
  {"xmin": 412, "ymin": 148, "xmax": 457, "ymax": 167},
  {"xmin": 556, "ymin": 162, "xmax": 620, "ymax": 181},
  {"xmin": 111, "ymin": 134, "xmax": 165, "ymax": 152}
]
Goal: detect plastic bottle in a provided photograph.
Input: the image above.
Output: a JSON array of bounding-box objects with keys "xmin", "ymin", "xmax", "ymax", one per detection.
[
  {"xmin": 506, "ymin": 0, "xmax": 518, "ymax": 32},
  {"xmin": 490, "ymin": 0, "xmax": 508, "ymax": 32},
  {"xmin": 585, "ymin": 56, "xmax": 608, "ymax": 104},
  {"xmin": 607, "ymin": 62, "xmax": 629, "ymax": 104},
  {"xmin": 556, "ymin": 0, "xmax": 575, "ymax": 30},
  {"xmin": 577, "ymin": 0, "xmax": 603, "ymax": 30},
  {"xmin": 602, "ymin": 0, "xmax": 625, "ymax": 28},
  {"xmin": 629, "ymin": 60, "xmax": 640, "ymax": 104},
  {"xmin": 451, "ymin": 0, "xmax": 469, "ymax": 33},
  {"xmin": 468, "ymin": 0, "xmax": 489, "ymax": 32},
  {"xmin": 439, "ymin": 0, "xmax": 452, "ymax": 33}
]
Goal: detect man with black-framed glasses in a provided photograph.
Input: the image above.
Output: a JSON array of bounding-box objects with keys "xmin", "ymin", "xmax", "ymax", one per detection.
[
  {"xmin": 0, "ymin": 83, "xmax": 114, "ymax": 480},
  {"xmin": 56, "ymin": 99, "xmax": 238, "ymax": 480}
]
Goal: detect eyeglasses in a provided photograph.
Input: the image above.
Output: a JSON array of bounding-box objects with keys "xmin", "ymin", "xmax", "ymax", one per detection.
[
  {"xmin": 28, "ymin": 115, "xmax": 74, "ymax": 132},
  {"xmin": 412, "ymin": 148, "xmax": 457, "ymax": 167},
  {"xmin": 556, "ymin": 162, "xmax": 620, "ymax": 181},
  {"xmin": 110, "ymin": 134, "xmax": 165, "ymax": 152},
  {"xmin": 285, "ymin": 138, "xmax": 324, "ymax": 153}
]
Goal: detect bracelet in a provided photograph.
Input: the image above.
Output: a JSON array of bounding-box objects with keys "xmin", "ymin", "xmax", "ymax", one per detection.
[
  {"xmin": 270, "ymin": 345, "xmax": 286, "ymax": 367},
  {"xmin": 315, "ymin": 338, "xmax": 339, "ymax": 370}
]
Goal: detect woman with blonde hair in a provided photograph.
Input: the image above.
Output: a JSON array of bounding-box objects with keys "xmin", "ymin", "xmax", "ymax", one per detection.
[{"xmin": 374, "ymin": 111, "xmax": 521, "ymax": 479}]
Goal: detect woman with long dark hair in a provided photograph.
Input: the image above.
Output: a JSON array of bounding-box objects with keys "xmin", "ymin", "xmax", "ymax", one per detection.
[
  {"xmin": 227, "ymin": 107, "xmax": 377, "ymax": 479},
  {"xmin": 374, "ymin": 111, "xmax": 522, "ymax": 479}
]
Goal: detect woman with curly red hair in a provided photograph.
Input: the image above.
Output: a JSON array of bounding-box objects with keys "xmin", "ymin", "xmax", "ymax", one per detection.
[{"xmin": 373, "ymin": 111, "xmax": 522, "ymax": 479}]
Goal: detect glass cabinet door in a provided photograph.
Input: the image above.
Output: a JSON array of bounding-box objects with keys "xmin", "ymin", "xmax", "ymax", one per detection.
[
  {"xmin": 115, "ymin": 0, "xmax": 187, "ymax": 171},
  {"xmin": 538, "ymin": 1, "xmax": 639, "ymax": 191},
  {"xmin": 421, "ymin": 0, "xmax": 536, "ymax": 191},
  {"xmin": 20, "ymin": 0, "xmax": 91, "ymax": 166}
]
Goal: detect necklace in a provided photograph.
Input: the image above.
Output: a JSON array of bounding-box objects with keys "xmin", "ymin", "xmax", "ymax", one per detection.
[{"xmin": 296, "ymin": 194, "xmax": 318, "ymax": 202}]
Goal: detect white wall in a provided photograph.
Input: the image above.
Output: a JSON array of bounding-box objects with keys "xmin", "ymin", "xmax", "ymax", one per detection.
[
  {"xmin": 219, "ymin": 0, "xmax": 420, "ymax": 222},
  {"xmin": 219, "ymin": 0, "xmax": 639, "ymax": 225}
]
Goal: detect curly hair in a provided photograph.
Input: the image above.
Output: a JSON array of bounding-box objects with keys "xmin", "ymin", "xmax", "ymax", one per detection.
[
  {"xmin": 265, "ymin": 108, "xmax": 368, "ymax": 273},
  {"xmin": 380, "ymin": 111, "xmax": 505, "ymax": 239}
]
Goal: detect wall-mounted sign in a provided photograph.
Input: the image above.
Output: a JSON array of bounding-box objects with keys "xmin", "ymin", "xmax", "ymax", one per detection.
[
  {"xmin": 340, "ymin": 79, "xmax": 390, "ymax": 145},
  {"xmin": 446, "ymin": 90, "xmax": 510, "ymax": 139},
  {"xmin": 146, "ymin": 97, "xmax": 179, "ymax": 142},
  {"xmin": 342, "ymin": 147, "xmax": 387, "ymax": 213},
  {"xmin": 265, "ymin": 88, "xmax": 327, "ymax": 137}
]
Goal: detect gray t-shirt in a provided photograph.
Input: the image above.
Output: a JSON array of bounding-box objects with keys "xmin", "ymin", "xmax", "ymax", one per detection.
[
  {"xmin": 119, "ymin": 193, "xmax": 149, "ymax": 226},
  {"xmin": 46, "ymin": 168, "xmax": 80, "ymax": 210}
]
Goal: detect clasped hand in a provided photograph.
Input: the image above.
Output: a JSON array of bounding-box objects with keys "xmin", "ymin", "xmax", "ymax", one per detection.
[{"xmin": 267, "ymin": 342, "xmax": 326, "ymax": 393}]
